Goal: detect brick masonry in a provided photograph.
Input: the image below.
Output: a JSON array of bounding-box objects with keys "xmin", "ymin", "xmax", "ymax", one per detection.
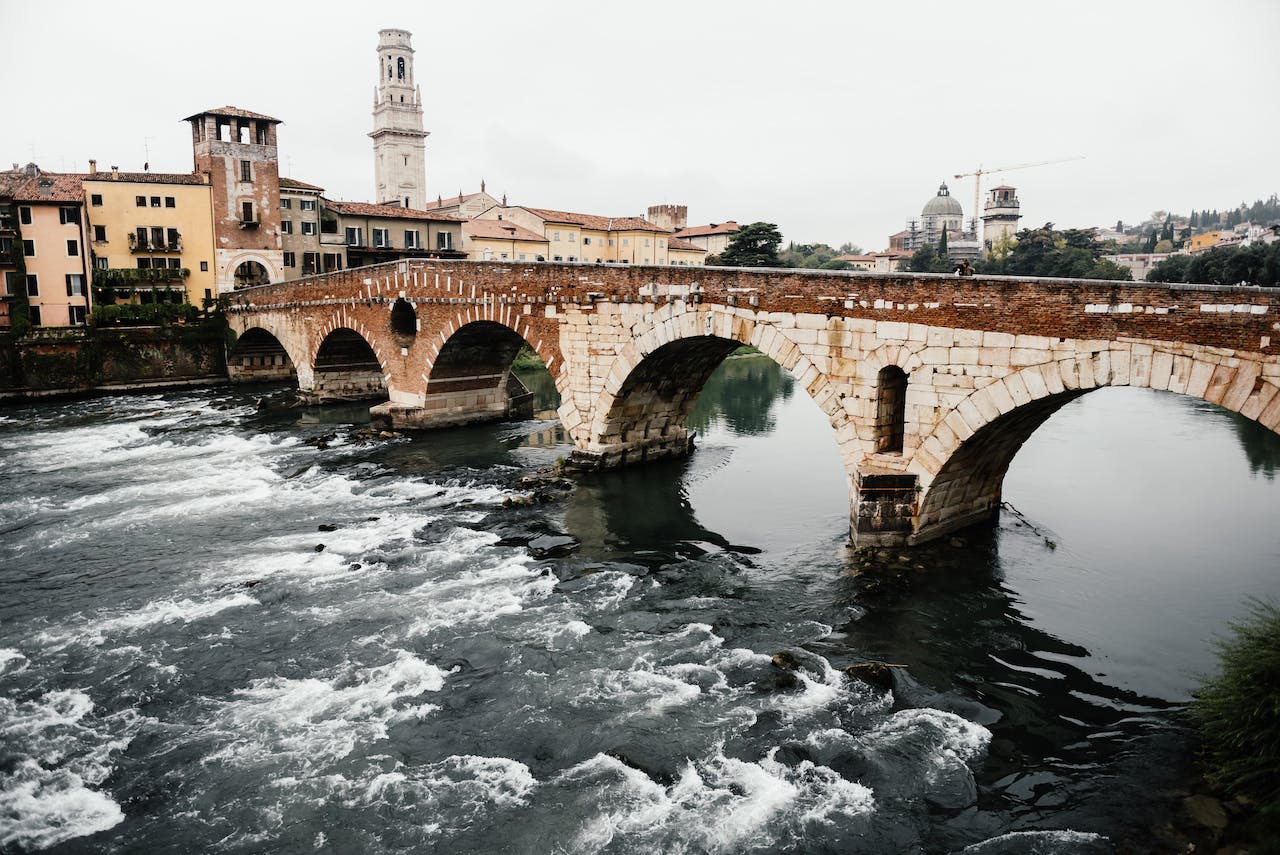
[{"xmin": 227, "ymin": 259, "xmax": 1280, "ymax": 546}]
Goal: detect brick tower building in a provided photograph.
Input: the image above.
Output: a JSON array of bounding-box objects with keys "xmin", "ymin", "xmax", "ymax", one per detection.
[{"xmin": 186, "ymin": 106, "xmax": 284, "ymax": 292}]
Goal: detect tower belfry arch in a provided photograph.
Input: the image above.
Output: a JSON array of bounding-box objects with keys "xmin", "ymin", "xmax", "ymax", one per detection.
[{"xmin": 370, "ymin": 28, "xmax": 428, "ymax": 210}]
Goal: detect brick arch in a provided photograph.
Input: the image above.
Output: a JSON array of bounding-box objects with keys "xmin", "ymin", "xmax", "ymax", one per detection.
[
  {"xmin": 228, "ymin": 318, "xmax": 308, "ymax": 372},
  {"xmin": 577, "ymin": 304, "xmax": 854, "ymax": 469},
  {"xmin": 910, "ymin": 343, "xmax": 1280, "ymax": 542},
  {"xmin": 417, "ymin": 306, "xmax": 565, "ymax": 385},
  {"xmin": 311, "ymin": 311, "xmax": 390, "ymax": 378}
]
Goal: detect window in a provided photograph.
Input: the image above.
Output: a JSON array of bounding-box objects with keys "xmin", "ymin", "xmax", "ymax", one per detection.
[
  {"xmin": 608, "ymin": 239, "xmax": 614, "ymax": 246},
  {"xmin": 28, "ymin": 306, "xmax": 40, "ymax": 326},
  {"xmin": 137, "ymin": 258, "xmax": 152, "ymax": 269},
  {"xmin": 66, "ymin": 239, "xmax": 79, "ymax": 256},
  {"xmin": 65, "ymin": 273, "xmax": 85, "ymax": 296},
  {"xmin": 165, "ymin": 196, "xmax": 176, "ymax": 208},
  {"xmin": 583, "ymin": 237, "xmax": 591, "ymax": 245},
  {"xmin": 135, "ymin": 195, "xmax": 146, "ymax": 207},
  {"xmin": 241, "ymin": 201, "xmax": 255, "ymax": 223},
  {"xmin": 283, "ymin": 251, "xmax": 296, "ymax": 267},
  {"xmin": 23, "ymin": 239, "xmax": 35, "ymax": 256},
  {"xmin": 299, "ymin": 199, "xmax": 316, "ymax": 211},
  {"xmin": 373, "ymin": 228, "xmax": 390, "ymax": 248},
  {"xmin": 91, "ymin": 194, "xmax": 103, "ymax": 207},
  {"xmin": 552, "ymin": 231, "xmax": 560, "ymax": 240},
  {"xmin": 301, "ymin": 221, "xmax": 316, "ymax": 236},
  {"xmin": 19, "ymin": 206, "xmax": 32, "ymax": 225},
  {"xmin": 397, "ymin": 56, "xmax": 405, "ymax": 80},
  {"xmin": 622, "ymin": 238, "xmax": 630, "ymax": 246},
  {"xmin": 69, "ymin": 305, "xmax": 87, "ymax": 325},
  {"xmin": 280, "ymin": 220, "xmax": 293, "ymax": 234},
  {"xmin": 166, "ymin": 228, "xmax": 180, "ymax": 249},
  {"xmin": 95, "ymin": 257, "xmax": 108, "ymax": 270},
  {"xmin": 167, "ymin": 257, "xmax": 181, "ymax": 270},
  {"xmin": 569, "ymin": 233, "xmax": 576, "ymax": 243},
  {"xmin": 322, "ymin": 252, "xmax": 342, "ymax": 272},
  {"xmin": 644, "ymin": 238, "xmax": 650, "ymax": 247},
  {"xmin": 0, "ymin": 237, "xmax": 9, "ymax": 254},
  {"xmin": 26, "ymin": 274, "xmax": 38, "ymax": 296},
  {"xmin": 150, "ymin": 227, "xmax": 164, "ymax": 248},
  {"xmin": 240, "ymin": 160, "xmax": 252, "ymax": 182},
  {"xmin": 59, "ymin": 206, "xmax": 80, "ymax": 225},
  {"xmin": 93, "ymin": 225, "xmax": 107, "ymax": 242},
  {"xmin": 345, "ymin": 227, "xmax": 363, "ymax": 247},
  {"xmin": 553, "ymin": 255, "xmax": 562, "ymax": 262},
  {"xmin": 304, "ymin": 252, "xmax": 320, "ymax": 274},
  {"xmin": 200, "ymin": 261, "xmax": 209, "ymax": 272},
  {"xmin": 404, "ymin": 229, "xmax": 419, "ymax": 248},
  {"xmin": 3, "ymin": 271, "xmax": 19, "ymax": 295},
  {"xmin": 436, "ymin": 231, "xmax": 453, "ymax": 250},
  {"xmin": 255, "ymin": 124, "xmax": 267, "ymax": 145},
  {"xmin": 280, "ymin": 199, "xmax": 292, "ymax": 210},
  {"xmin": 150, "ymin": 196, "xmax": 161, "ymax": 207},
  {"xmin": 517, "ymin": 253, "xmax": 526, "ymax": 261}
]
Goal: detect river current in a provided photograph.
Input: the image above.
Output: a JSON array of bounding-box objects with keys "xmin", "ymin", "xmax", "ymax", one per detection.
[{"xmin": 1, "ymin": 355, "xmax": 1278, "ymax": 854}]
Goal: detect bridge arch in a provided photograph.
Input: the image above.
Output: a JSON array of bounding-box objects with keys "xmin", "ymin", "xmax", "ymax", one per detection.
[
  {"xmin": 911, "ymin": 343, "xmax": 1280, "ymax": 542},
  {"xmin": 577, "ymin": 304, "xmax": 849, "ymax": 469},
  {"xmin": 226, "ymin": 326, "xmax": 302, "ymax": 385},
  {"xmin": 306, "ymin": 318, "xmax": 389, "ymax": 404}
]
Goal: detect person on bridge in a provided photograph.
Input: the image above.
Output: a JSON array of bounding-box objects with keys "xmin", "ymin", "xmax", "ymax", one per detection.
[{"xmin": 954, "ymin": 260, "xmax": 974, "ymax": 276}]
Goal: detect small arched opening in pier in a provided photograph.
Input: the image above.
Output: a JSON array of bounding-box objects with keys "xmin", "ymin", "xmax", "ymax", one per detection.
[
  {"xmin": 874, "ymin": 366, "xmax": 908, "ymax": 454},
  {"xmin": 389, "ymin": 299, "xmax": 417, "ymax": 338}
]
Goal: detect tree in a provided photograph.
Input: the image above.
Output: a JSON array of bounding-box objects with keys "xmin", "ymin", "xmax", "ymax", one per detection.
[
  {"xmin": 937, "ymin": 227, "xmax": 949, "ymax": 258},
  {"xmin": 995, "ymin": 223, "xmax": 1131, "ymax": 281},
  {"xmin": 907, "ymin": 243, "xmax": 951, "ymax": 274},
  {"xmin": 714, "ymin": 222, "xmax": 783, "ymax": 268}
]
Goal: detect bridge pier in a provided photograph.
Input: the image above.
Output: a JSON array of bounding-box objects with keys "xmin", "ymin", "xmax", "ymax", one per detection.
[
  {"xmin": 565, "ymin": 432, "xmax": 696, "ymax": 469},
  {"xmin": 369, "ymin": 373, "xmax": 535, "ymax": 430},
  {"xmin": 850, "ymin": 468, "xmax": 920, "ymax": 548}
]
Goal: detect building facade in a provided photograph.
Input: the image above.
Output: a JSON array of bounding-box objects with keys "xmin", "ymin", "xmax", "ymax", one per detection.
[
  {"xmin": 672, "ymin": 221, "xmax": 739, "ymax": 257},
  {"xmin": 323, "ymin": 200, "xmax": 465, "ymax": 269},
  {"xmin": 461, "ymin": 219, "xmax": 548, "ymax": 262},
  {"xmin": 370, "ymin": 29, "xmax": 428, "ymax": 209},
  {"xmin": 475, "ymin": 206, "xmax": 688, "ymax": 265},
  {"xmin": 82, "ymin": 167, "xmax": 216, "ymax": 307},
  {"xmin": 0, "ymin": 166, "xmax": 91, "ymax": 327},
  {"xmin": 981, "ymin": 185, "xmax": 1021, "ymax": 252},
  {"xmin": 186, "ymin": 106, "xmax": 285, "ymax": 292},
  {"xmin": 278, "ymin": 177, "xmax": 325, "ymax": 279}
]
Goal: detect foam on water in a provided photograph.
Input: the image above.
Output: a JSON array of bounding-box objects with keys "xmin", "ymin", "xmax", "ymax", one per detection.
[
  {"xmin": 959, "ymin": 829, "xmax": 1110, "ymax": 854},
  {"xmin": 202, "ymin": 650, "xmax": 449, "ymax": 767},
  {"xmin": 561, "ymin": 748, "xmax": 874, "ymax": 854},
  {"xmin": 33, "ymin": 592, "xmax": 258, "ymax": 651},
  {"xmin": 0, "ymin": 690, "xmax": 145, "ymax": 850}
]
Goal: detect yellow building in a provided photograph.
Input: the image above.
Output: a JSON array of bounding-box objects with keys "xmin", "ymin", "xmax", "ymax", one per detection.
[
  {"xmin": 82, "ymin": 167, "xmax": 217, "ymax": 307},
  {"xmin": 1186, "ymin": 230, "xmax": 1222, "ymax": 254},
  {"xmin": 667, "ymin": 236, "xmax": 705, "ymax": 266},
  {"xmin": 474, "ymin": 206, "xmax": 703, "ymax": 266},
  {"xmin": 0, "ymin": 167, "xmax": 91, "ymax": 326},
  {"xmin": 461, "ymin": 219, "xmax": 548, "ymax": 262}
]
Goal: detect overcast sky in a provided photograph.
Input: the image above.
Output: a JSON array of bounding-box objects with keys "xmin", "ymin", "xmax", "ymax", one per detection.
[{"xmin": 3, "ymin": 1, "xmax": 1277, "ymax": 251}]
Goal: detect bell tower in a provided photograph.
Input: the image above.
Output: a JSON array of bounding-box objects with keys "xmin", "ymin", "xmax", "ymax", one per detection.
[{"xmin": 370, "ymin": 28, "xmax": 428, "ymax": 210}]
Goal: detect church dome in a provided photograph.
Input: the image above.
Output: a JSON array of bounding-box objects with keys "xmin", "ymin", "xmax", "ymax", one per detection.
[{"xmin": 922, "ymin": 183, "xmax": 963, "ymax": 217}]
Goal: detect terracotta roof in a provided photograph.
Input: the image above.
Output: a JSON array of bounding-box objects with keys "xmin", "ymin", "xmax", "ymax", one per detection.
[
  {"xmin": 82, "ymin": 171, "xmax": 206, "ymax": 186},
  {"xmin": 834, "ymin": 254, "xmax": 877, "ymax": 262},
  {"xmin": 674, "ymin": 221, "xmax": 740, "ymax": 238},
  {"xmin": 279, "ymin": 177, "xmax": 324, "ymax": 191},
  {"xmin": 523, "ymin": 207, "xmax": 668, "ymax": 233},
  {"xmin": 463, "ymin": 219, "xmax": 547, "ymax": 242},
  {"xmin": 183, "ymin": 106, "xmax": 282, "ymax": 123},
  {"xmin": 667, "ymin": 236, "xmax": 705, "ymax": 252},
  {"xmin": 0, "ymin": 170, "xmax": 85, "ymax": 203},
  {"xmin": 325, "ymin": 199, "xmax": 465, "ymax": 222}
]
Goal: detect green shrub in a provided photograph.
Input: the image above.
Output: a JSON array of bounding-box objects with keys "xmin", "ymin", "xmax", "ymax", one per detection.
[
  {"xmin": 90, "ymin": 301, "xmax": 199, "ymax": 327},
  {"xmin": 1190, "ymin": 598, "xmax": 1280, "ymax": 830}
]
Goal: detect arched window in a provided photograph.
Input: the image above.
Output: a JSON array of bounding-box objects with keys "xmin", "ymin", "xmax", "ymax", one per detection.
[
  {"xmin": 397, "ymin": 57, "xmax": 405, "ymax": 80},
  {"xmin": 875, "ymin": 366, "xmax": 908, "ymax": 454}
]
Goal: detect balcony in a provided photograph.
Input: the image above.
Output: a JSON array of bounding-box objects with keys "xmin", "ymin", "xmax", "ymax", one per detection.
[
  {"xmin": 129, "ymin": 234, "xmax": 183, "ymax": 253},
  {"xmin": 238, "ymin": 218, "xmax": 259, "ymax": 230},
  {"xmin": 94, "ymin": 267, "xmax": 191, "ymax": 288}
]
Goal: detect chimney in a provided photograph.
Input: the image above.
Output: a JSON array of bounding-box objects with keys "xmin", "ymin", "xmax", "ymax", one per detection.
[
  {"xmin": 88, "ymin": 159, "xmax": 97, "ymax": 174},
  {"xmin": 111, "ymin": 165, "xmax": 119, "ymax": 180}
]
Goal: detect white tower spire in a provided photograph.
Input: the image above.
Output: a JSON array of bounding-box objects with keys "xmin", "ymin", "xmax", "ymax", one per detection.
[{"xmin": 369, "ymin": 28, "xmax": 428, "ymax": 209}]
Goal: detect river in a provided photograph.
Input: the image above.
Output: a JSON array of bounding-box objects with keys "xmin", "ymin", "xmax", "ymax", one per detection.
[{"xmin": 1, "ymin": 354, "xmax": 1278, "ymax": 853}]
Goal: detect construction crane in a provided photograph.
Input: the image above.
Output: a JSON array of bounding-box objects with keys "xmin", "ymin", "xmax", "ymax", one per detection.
[{"xmin": 954, "ymin": 156, "xmax": 1085, "ymax": 247}]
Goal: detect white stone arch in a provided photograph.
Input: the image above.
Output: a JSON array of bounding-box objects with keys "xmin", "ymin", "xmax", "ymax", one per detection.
[
  {"xmin": 909, "ymin": 340, "xmax": 1280, "ymax": 540},
  {"xmin": 227, "ymin": 316, "xmax": 311, "ymax": 387},
  {"xmin": 226, "ymin": 251, "xmax": 279, "ymax": 288},
  {"xmin": 579, "ymin": 303, "xmax": 858, "ymax": 472}
]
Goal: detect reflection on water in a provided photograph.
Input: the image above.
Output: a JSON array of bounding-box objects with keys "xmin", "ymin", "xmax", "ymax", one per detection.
[
  {"xmin": 1232, "ymin": 412, "xmax": 1280, "ymax": 479},
  {"xmin": 688, "ymin": 350, "xmax": 794, "ymax": 436}
]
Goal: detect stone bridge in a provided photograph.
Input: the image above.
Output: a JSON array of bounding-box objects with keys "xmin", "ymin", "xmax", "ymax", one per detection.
[{"xmin": 225, "ymin": 260, "xmax": 1280, "ymax": 547}]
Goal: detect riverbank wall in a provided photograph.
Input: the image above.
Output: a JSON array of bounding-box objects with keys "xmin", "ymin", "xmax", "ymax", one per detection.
[{"xmin": 0, "ymin": 325, "xmax": 229, "ymax": 400}]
